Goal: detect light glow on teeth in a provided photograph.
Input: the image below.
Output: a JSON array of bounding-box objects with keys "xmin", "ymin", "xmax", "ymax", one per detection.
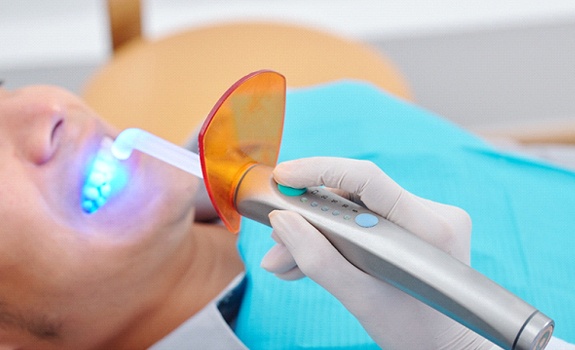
[{"xmin": 81, "ymin": 137, "xmax": 128, "ymax": 213}]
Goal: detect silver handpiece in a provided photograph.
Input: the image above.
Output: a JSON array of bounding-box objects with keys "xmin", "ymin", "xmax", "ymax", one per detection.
[{"xmin": 234, "ymin": 164, "xmax": 554, "ymax": 350}]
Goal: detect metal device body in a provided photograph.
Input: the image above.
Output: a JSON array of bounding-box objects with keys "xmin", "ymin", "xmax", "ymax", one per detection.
[{"xmin": 234, "ymin": 164, "xmax": 554, "ymax": 350}]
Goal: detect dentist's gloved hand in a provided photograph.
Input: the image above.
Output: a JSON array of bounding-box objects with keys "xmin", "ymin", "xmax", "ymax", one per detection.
[{"xmin": 261, "ymin": 157, "xmax": 497, "ymax": 350}]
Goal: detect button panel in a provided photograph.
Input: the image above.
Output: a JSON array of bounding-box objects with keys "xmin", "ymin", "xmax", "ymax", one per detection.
[{"xmin": 279, "ymin": 185, "xmax": 379, "ymax": 229}]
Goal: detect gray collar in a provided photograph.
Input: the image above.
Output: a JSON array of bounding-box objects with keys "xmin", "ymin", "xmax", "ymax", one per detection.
[{"xmin": 148, "ymin": 273, "xmax": 248, "ymax": 350}]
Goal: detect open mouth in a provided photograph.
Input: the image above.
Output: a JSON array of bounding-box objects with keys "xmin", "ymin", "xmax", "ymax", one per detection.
[{"xmin": 81, "ymin": 137, "xmax": 128, "ymax": 213}]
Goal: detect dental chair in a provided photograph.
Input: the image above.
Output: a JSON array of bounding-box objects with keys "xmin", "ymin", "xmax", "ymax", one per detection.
[
  {"xmin": 82, "ymin": 0, "xmax": 412, "ymax": 145},
  {"xmin": 83, "ymin": 0, "xmax": 575, "ymax": 149}
]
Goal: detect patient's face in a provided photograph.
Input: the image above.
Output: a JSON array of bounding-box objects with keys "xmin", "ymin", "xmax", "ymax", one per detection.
[{"xmin": 0, "ymin": 86, "xmax": 199, "ymax": 347}]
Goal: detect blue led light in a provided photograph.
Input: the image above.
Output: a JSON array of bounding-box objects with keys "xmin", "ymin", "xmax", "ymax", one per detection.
[{"xmin": 81, "ymin": 138, "xmax": 128, "ymax": 213}]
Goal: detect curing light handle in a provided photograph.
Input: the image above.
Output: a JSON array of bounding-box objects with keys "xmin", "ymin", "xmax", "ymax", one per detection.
[{"xmin": 234, "ymin": 164, "xmax": 554, "ymax": 350}]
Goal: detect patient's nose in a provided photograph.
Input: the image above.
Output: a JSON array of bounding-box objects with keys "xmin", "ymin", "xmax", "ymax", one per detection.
[{"xmin": 0, "ymin": 87, "xmax": 64, "ymax": 164}]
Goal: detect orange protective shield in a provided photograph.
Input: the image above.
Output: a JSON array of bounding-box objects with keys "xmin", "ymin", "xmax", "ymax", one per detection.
[{"xmin": 198, "ymin": 70, "xmax": 286, "ymax": 233}]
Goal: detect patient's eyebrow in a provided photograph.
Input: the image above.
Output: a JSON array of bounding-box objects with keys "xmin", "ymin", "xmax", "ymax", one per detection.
[{"xmin": 0, "ymin": 302, "xmax": 61, "ymax": 339}]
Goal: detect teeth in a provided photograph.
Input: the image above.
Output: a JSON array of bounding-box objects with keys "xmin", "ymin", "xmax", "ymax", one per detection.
[{"xmin": 81, "ymin": 137, "xmax": 126, "ymax": 214}]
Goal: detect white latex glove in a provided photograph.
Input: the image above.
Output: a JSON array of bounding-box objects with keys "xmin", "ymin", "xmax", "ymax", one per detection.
[{"xmin": 261, "ymin": 157, "xmax": 498, "ymax": 350}]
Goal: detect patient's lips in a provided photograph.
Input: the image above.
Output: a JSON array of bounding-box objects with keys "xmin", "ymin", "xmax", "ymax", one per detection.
[{"xmin": 81, "ymin": 137, "xmax": 128, "ymax": 213}]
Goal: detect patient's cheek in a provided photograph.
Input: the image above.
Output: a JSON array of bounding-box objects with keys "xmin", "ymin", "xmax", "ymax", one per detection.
[{"xmin": 84, "ymin": 164, "xmax": 199, "ymax": 241}]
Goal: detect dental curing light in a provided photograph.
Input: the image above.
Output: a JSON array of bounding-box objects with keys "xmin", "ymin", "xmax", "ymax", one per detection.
[
  {"xmin": 112, "ymin": 127, "xmax": 203, "ymax": 179},
  {"xmin": 112, "ymin": 70, "xmax": 554, "ymax": 350}
]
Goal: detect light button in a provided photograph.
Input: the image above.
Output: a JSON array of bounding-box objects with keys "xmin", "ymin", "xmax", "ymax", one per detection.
[
  {"xmin": 277, "ymin": 184, "xmax": 306, "ymax": 196},
  {"xmin": 355, "ymin": 213, "xmax": 379, "ymax": 228}
]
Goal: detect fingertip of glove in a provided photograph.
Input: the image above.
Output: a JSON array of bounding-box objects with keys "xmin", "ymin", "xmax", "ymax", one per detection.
[
  {"xmin": 272, "ymin": 162, "xmax": 294, "ymax": 185},
  {"xmin": 268, "ymin": 210, "xmax": 292, "ymax": 232},
  {"xmin": 260, "ymin": 244, "xmax": 280, "ymax": 272},
  {"xmin": 273, "ymin": 159, "xmax": 314, "ymax": 185},
  {"xmin": 268, "ymin": 210, "xmax": 309, "ymax": 249}
]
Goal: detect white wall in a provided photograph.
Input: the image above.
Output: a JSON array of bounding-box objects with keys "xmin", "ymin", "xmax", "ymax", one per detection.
[{"xmin": 2, "ymin": 0, "xmax": 575, "ymax": 69}]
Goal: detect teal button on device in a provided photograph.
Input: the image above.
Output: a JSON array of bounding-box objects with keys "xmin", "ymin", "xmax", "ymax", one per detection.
[{"xmin": 277, "ymin": 184, "xmax": 307, "ymax": 196}]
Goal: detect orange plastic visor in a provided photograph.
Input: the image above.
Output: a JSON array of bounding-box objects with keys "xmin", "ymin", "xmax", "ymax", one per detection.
[{"xmin": 198, "ymin": 70, "xmax": 286, "ymax": 233}]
